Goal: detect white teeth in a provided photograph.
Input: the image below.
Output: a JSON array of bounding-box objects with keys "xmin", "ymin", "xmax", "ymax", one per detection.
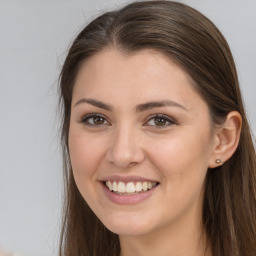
[
  {"xmin": 126, "ymin": 182, "xmax": 136, "ymax": 193},
  {"xmin": 142, "ymin": 181, "xmax": 148, "ymax": 191},
  {"xmin": 106, "ymin": 181, "xmax": 112, "ymax": 190},
  {"xmin": 117, "ymin": 182, "xmax": 126, "ymax": 193},
  {"xmin": 105, "ymin": 181, "xmax": 157, "ymax": 194},
  {"xmin": 113, "ymin": 181, "xmax": 118, "ymax": 192},
  {"xmin": 135, "ymin": 182, "xmax": 142, "ymax": 192}
]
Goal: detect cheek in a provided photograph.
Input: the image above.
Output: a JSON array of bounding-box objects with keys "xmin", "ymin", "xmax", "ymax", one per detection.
[
  {"xmin": 145, "ymin": 130, "xmax": 212, "ymax": 220},
  {"xmin": 147, "ymin": 128, "xmax": 212, "ymax": 186},
  {"xmin": 68, "ymin": 130, "xmax": 104, "ymax": 181}
]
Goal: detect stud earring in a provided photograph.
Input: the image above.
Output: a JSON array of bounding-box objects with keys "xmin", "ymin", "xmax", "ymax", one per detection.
[{"xmin": 216, "ymin": 159, "xmax": 222, "ymax": 164}]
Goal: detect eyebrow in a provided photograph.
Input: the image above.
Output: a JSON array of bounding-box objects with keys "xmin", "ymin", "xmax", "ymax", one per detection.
[
  {"xmin": 74, "ymin": 98, "xmax": 113, "ymax": 111},
  {"xmin": 135, "ymin": 100, "xmax": 187, "ymax": 112},
  {"xmin": 74, "ymin": 98, "xmax": 187, "ymax": 112}
]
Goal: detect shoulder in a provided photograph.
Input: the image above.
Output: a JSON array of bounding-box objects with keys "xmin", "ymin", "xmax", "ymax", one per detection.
[
  {"xmin": 0, "ymin": 249, "xmax": 10, "ymax": 256},
  {"xmin": 0, "ymin": 250, "xmax": 25, "ymax": 256}
]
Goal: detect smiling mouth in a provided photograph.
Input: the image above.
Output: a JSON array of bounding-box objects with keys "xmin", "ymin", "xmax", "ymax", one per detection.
[{"xmin": 104, "ymin": 180, "xmax": 159, "ymax": 195}]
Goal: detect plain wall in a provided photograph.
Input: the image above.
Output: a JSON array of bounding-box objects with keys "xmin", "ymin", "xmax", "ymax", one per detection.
[{"xmin": 0, "ymin": 1, "xmax": 255, "ymax": 255}]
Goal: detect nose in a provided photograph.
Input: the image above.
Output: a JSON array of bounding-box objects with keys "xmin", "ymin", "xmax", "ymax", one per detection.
[{"xmin": 106, "ymin": 125, "xmax": 145, "ymax": 168}]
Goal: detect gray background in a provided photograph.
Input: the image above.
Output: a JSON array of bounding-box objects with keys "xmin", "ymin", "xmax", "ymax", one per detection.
[{"xmin": 0, "ymin": 0, "xmax": 255, "ymax": 255}]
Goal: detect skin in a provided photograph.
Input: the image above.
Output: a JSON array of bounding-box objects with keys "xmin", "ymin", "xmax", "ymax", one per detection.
[
  {"xmin": 0, "ymin": 249, "xmax": 11, "ymax": 256},
  {"xmin": 68, "ymin": 48, "xmax": 220, "ymax": 256}
]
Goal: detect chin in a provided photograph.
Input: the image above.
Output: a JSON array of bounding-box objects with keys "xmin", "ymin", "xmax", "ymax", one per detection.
[
  {"xmin": 106, "ymin": 223, "xmax": 152, "ymax": 236},
  {"xmin": 99, "ymin": 212, "xmax": 156, "ymax": 236}
]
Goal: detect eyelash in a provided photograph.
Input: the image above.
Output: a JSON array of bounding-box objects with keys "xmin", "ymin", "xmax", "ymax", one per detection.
[
  {"xmin": 145, "ymin": 114, "xmax": 177, "ymax": 128},
  {"xmin": 80, "ymin": 113, "xmax": 110, "ymax": 127},
  {"xmin": 80, "ymin": 113, "xmax": 177, "ymax": 129}
]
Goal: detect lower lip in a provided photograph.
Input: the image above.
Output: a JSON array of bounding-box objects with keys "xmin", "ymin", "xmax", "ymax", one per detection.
[{"xmin": 101, "ymin": 182, "xmax": 158, "ymax": 205}]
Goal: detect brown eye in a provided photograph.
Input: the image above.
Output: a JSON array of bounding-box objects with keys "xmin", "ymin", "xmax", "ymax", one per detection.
[
  {"xmin": 145, "ymin": 114, "xmax": 176, "ymax": 128},
  {"xmin": 81, "ymin": 114, "xmax": 110, "ymax": 126},
  {"xmin": 154, "ymin": 117, "xmax": 167, "ymax": 126},
  {"xmin": 93, "ymin": 116, "xmax": 105, "ymax": 125}
]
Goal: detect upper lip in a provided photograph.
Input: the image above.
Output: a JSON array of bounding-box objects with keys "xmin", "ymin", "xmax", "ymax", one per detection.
[{"xmin": 101, "ymin": 175, "xmax": 159, "ymax": 183}]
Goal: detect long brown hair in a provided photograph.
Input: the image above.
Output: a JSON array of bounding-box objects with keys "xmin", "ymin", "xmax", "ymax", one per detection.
[{"xmin": 58, "ymin": 1, "xmax": 256, "ymax": 255}]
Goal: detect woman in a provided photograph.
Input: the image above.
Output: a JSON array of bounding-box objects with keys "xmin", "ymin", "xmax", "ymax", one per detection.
[{"xmin": 58, "ymin": 1, "xmax": 256, "ymax": 255}]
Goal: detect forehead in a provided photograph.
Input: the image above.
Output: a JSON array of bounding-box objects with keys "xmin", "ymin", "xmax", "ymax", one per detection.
[{"xmin": 72, "ymin": 48, "xmax": 207, "ymax": 112}]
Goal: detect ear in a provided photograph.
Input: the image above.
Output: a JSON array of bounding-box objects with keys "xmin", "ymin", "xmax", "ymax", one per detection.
[{"xmin": 208, "ymin": 111, "xmax": 242, "ymax": 168}]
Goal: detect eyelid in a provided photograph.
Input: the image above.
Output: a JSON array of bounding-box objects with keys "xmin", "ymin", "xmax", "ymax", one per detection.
[
  {"xmin": 79, "ymin": 113, "xmax": 177, "ymax": 128},
  {"xmin": 144, "ymin": 113, "xmax": 177, "ymax": 128},
  {"xmin": 80, "ymin": 113, "xmax": 111, "ymax": 126}
]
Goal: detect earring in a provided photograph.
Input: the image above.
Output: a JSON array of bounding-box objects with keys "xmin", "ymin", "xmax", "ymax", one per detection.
[{"xmin": 216, "ymin": 159, "xmax": 222, "ymax": 164}]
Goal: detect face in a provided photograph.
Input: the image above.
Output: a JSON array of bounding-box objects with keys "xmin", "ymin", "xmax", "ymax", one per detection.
[{"xmin": 69, "ymin": 49, "xmax": 216, "ymax": 237}]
